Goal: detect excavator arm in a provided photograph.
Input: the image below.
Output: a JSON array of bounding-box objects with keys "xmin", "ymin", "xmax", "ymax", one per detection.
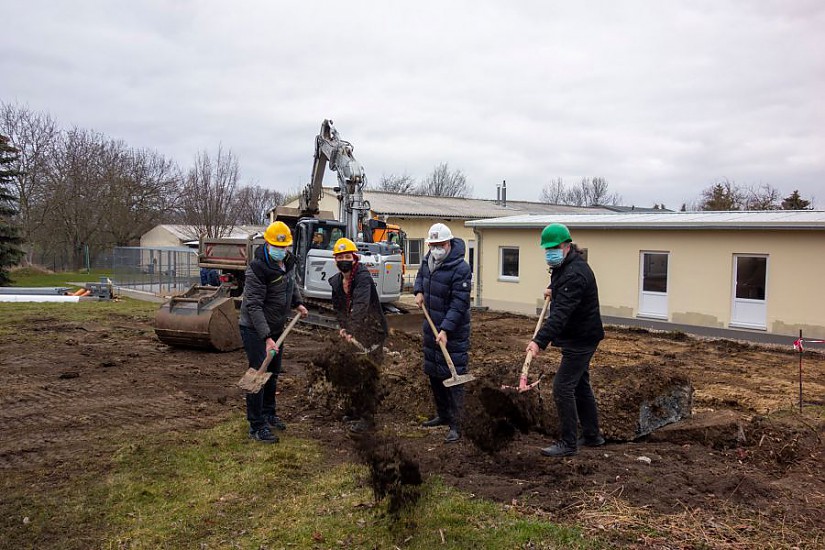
[{"xmin": 299, "ymin": 119, "xmax": 372, "ymax": 242}]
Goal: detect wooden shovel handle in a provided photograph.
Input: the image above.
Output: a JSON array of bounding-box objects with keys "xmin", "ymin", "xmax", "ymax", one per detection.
[
  {"xmin": 420, "ymin": 302, "xmax": 460, "ymax": 378},
  {"xmin": 256, "ymin": 311, "xmax": 302, "ymax": 373},
  {"xmin": 532, "ymin": 296, "xmax": 551, "ymax": 339}
]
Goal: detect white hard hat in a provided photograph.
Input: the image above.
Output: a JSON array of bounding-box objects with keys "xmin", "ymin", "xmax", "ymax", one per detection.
[{"xmin": 425, "ymin": 223, "xmax": 453, "ymax": 244}]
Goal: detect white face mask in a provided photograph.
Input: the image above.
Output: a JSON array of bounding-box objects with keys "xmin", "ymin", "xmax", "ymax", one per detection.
[{"xmin": 430, "ymin": 246, "xmax": 447, "ymax": 261}]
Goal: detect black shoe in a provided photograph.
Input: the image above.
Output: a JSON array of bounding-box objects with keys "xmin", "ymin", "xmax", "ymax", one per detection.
[
  {"xmin": 577, "ymin": 435, "xmax": 606, "ymax": 447},
  {"xmin": 444, "ymin": 428, "xmax": 460, "ymax": 443},
  {"xmin": 249, "ymin": 427, "xmax": 279, "ymax": 444},
  {"xmin": 267, "ymin": 416, "xmax": 287, "ymax": 431},
  {"xmin": 540, "ymin": 442, "xmax": 576, "ymax": 457},
  {"xmin": 422, "ymin": 416, "xmax": 447, "ymax": 428}
]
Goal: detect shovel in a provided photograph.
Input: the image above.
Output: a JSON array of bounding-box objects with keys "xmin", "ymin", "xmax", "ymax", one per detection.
[
  {"xmin": 502, "ymin": 295, "xmax": 550, "ymax": 393},
  {"xmin": 347, "ymin": 335, "xmax": 380, "ymax": 355},
  {"xmin": 420, "ymin": 302, "xmax": 475, "ymax": 387},
  {"xmin": 237, "ymin": 311, "xmax": 302, "ymax": 393}
]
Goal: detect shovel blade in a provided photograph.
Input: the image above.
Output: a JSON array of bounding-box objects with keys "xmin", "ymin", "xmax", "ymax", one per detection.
[
  {"xmin": 237, "ymin": 369, "xmax": 272, "ymax": 393},
  {"xmin": 443, "ymin": 373, "xmax": 476, "ymax": 387}
]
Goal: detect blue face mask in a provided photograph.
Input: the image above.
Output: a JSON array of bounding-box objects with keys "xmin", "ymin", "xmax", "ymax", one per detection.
[
  {"xmin": 545, "ymin": 248, "xmax": 565, "ymax": 267},
  {"xmin": 268, "ymin": 245, "xmax": 287, "ymax": 262}
]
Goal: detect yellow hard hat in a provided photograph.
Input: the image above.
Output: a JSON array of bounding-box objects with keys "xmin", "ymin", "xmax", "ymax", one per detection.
[
  {"xmin": 332, "ymin": 237, "xmax": 358, "ymax": 255},
  {"xmin": 263, "ymin": 221, "xmax": 293, "ymax": 246}
]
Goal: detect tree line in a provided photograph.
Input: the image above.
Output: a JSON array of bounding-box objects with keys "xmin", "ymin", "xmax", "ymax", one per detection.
[{"xmin": 1, "ymin": 103, "xmax": 287, "ymax": 271}]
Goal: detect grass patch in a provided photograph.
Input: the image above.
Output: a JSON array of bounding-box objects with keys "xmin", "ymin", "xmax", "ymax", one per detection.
[
  {"xmin": 7, "ymin": 267, "xmax": 112, "ymax": 288},
  {"xmin": 0, "ymin": 299, "xmax": 156, "ymax": 337},
  {"xmin": 2, "ymin": 416, "xmax": 588, "ymax": 549}
]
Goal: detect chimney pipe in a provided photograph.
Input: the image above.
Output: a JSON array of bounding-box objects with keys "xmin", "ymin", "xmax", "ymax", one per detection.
[
  {"xmin": 496, "ymin": 184, "xmax": 501, "ymax": 205},
  {"xmin": 501, "ymin": 180, "xmax": 507, "ymax": 207}
]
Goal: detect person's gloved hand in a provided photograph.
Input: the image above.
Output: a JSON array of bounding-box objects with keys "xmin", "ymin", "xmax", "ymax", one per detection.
[
  {"xmin": 414, "ymin": 293, "xmax": 424, "ymax": 309},
  {"xmin": 526, "ymin": 340, "xmax": 541, "ymax": 357}
]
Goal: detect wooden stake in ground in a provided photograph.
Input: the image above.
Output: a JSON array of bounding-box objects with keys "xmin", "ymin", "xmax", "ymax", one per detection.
[{"xmin": 237, "ymin": 312, "xmax": 302, "ymax": 393}]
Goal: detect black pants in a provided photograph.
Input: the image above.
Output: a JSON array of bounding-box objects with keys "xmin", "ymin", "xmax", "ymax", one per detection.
[
  {"xmin": 428, "ymin": 375, "xmax": 465, "ymax": 430},
  {"xmin": 553, "ymin": 345, "xmax": 600, "ymax": 448},
  {"xmin": 241, "ymin": 325, "xmax": 283, "ymax": 432}
]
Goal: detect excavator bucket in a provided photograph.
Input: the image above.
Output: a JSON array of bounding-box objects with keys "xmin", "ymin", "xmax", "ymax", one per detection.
[{"xmin": 154, "ymin": 285, "xmax": 242, "ymax": 352}]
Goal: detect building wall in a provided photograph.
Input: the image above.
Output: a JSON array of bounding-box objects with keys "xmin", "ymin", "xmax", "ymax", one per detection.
[
  {"xmin": 140, "ymin": 226, "xmax": 185, "ymax": 248},
  {"xmin": 475, "ymin": 227, "xmax": 825, "ymax": 338}
]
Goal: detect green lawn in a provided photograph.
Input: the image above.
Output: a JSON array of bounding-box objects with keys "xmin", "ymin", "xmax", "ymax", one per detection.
[{"xmin": 7, "ymin": 267, "xmax": 113, "ymax": 288}]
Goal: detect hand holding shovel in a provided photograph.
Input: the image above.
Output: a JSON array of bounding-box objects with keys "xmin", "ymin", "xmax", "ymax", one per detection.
[
  {"xmin": 237, "ymin": 312, "xmax": 302, "ymax": 393},
  {"xmin": 502, "ymin": 295, "xmax": 550, "ymax": 393},
  {"xmin": 421, "ymin": 302, "xmax": 475, "ymax": 387}
]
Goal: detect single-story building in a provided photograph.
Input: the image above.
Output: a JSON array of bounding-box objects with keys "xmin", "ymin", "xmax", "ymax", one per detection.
[
  {"xmin": 466, "ymin": 211, "xmax": 825, "ymax": 339},
  {"xmin": 140, "ymin": 224, "xmax": 267, "ymax": 248},
  {"xmin": 279, "ymin": 187, "xmax": 620, "ymax": 283}
]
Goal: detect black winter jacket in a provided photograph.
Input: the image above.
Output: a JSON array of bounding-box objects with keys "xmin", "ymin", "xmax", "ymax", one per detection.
[
  {"xmin": 238, "ymin": 246, "xmax": 304, "ymax": 340},
  {"xmin": 329, "ymin": 262, "xmax": 388, "ymax": 347},
  {"xmin": 533, "ymin": 249, "xmax": 604, "ymax": 350},
  {"xmin": 413, "ymin": 238, "xmax": 472, "ymax": 377}
]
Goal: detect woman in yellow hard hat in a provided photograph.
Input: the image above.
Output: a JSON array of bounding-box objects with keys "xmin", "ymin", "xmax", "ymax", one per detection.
[
  {"xmin": 328, "ymin": 237, "xmax": 388, "ymax": 433},
  {"xmin": 238, "ymin": 221, "xmax": 308, "ymax": 443}
]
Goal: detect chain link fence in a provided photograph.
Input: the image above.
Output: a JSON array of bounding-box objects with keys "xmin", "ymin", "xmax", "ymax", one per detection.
[{"xmin": 112, "ymin": 246, "xmax": 200, "ymax": 294}]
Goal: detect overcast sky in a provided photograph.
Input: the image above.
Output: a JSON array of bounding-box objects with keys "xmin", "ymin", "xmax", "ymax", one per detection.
[{"xmin": 2, "ymin": 1, "xmax": 823, "ymax": 209}]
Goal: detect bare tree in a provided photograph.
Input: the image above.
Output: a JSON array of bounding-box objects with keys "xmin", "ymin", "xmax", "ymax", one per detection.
[
  {"xmin": 102, "ymin": 147, "xmax": 181, "ymax": 245},
  {"xmin": 539, "ymin": 177, "xmax": 566, "ymax": 203},
  {"xmin": 540, "ymin": 176, "xmax": 621, "ymax": 206},
  {"xmin": 233, "ymin": 184, "xmax": 285, "ymax": 225},
  {"xmin": 376, "ymin": 173, "xmax": 416, "ymax": 194},
  {"xmin": 699, "ymin": 179, "xmax": 745, "ymax": 211},
  {"xmin": 744, "ymin": 184, "xmax": 781, "ymax": 210},
  {"xmin": 0, "ymin": 103, "xmax": 59, "ymax": 264},
  {"xmin": 178, "ymin": 145, "xmax": 241, "ymax": 238},
  {"xmin": 418, "ymin": 162, "xmax": 472, "ymax": 197}
]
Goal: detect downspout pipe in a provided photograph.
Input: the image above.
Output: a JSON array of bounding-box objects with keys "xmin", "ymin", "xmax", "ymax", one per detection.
[{"xmin": 473, "ymin": 227, "xmax": 482, "ymax": 307}]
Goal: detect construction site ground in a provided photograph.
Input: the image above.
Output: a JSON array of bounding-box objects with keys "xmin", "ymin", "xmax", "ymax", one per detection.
[{"xmin": 1, "ymin": 305, "xmax": 823, "ymax": 548}]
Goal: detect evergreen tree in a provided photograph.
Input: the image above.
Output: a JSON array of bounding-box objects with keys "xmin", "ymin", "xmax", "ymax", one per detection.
[
  {"xmin": 781, "ymin": 189, "xmax": 812, "ymax": 210},
  {"xmin": 0, "ymin": 135, "xmax": 24, "ymax": 284},
  {"xmin": 699, "ymin": 180, "xmax": 743, "ymax": 211}
]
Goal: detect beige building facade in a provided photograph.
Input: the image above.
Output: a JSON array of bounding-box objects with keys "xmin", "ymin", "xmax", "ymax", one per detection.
[{"xmin": 467, "ymin": 211, "xmax": 825, "ymax": 339}]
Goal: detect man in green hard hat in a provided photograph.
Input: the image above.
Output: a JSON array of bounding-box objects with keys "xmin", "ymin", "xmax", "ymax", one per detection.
[{"xmin": 527, "ymin": 223, "xmax": 606, "ymax": 457}]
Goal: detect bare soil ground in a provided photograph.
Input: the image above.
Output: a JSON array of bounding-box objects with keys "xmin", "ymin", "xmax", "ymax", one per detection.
[{"xmin": 1, "ymin": 310, "xmax": 823, "ymax": 548}]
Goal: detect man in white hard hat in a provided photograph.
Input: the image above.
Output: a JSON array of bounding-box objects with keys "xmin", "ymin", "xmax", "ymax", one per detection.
[{"xmin": 413, "ymin": 222, "xmax": 472, "ymax": 443}]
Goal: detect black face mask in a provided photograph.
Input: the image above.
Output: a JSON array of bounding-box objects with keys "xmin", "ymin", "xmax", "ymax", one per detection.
[{"xmin": 336, "ymin": 260, "xmax": 353, "ymax": 273}]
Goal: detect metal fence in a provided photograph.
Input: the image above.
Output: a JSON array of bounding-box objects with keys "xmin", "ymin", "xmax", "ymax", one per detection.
[{"xmin": 112, "ymin": 246, "xmax": 200, "ymax": 294}]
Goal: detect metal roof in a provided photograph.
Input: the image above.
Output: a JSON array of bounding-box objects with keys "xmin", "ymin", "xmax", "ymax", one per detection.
[
  {"xmin": 363, "ymin": 189, "xmax": 608, "ymax": 218},
  {"xmin": 155, "ymin": 224, "xmax": 267, "ymax": 240},
  {"xmin": 465, "ymin": 211, "xmax": 825, "ymax": 230}
]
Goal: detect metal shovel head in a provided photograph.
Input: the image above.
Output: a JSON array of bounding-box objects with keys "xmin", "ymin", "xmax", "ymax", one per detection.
[
  {"xmin": 443, "ymin": 372, "xmax": 476, "ymax": 387},
  {"xmin": 237, "ymin": 368, "xmax": 273, "ymax": 393}
]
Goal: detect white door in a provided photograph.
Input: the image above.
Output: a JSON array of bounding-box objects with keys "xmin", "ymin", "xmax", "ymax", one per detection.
[
  {"xmin": 730, "ymin": 255, "xmax": 768, "ymax": 329},
  {"xmin": 638, "ymin": 252, "xmax": 669, "ymax": 320}
]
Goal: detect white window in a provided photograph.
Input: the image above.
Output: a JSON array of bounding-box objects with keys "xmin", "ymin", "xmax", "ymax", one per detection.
[
  {"xmin": 499, "ymin": 247, "xmax": 519, "ymax": 282},
  {"xmin": 406, "ymin": 239, "xmax": 423, "ymax": 266}
]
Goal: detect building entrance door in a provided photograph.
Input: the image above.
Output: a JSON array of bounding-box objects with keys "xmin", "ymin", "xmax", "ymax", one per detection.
[
  {"xmin": 730, "ymin": 255, "xmax": 768, "ymax": 329},
  {"xmin": 638, "ymin": 252, "xmax": 669, "ymax": 320}
]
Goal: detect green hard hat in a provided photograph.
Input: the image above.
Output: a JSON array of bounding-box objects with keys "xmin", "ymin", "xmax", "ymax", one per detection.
[{"xmin": 540, "ymin": 223, "xmax": 572, "ymax": 248}]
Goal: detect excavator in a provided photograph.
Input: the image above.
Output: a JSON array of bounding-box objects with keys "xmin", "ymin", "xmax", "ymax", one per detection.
[{"xmin": 154, "ymin": 120, "xmax": 405, "ymax": 351}]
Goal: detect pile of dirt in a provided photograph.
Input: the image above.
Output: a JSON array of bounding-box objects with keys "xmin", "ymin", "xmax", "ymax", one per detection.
[
  {"xmin": 308, "ymin": 338, "xmax": 382, "ymax": 419},
  {"xmin": 354, "ymin": 433, "xmax": 422, "ymax": 515}
]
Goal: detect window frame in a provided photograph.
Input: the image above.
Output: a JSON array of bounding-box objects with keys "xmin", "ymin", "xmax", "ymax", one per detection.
[{"xmin": 498, "ymin": 246, "xmax": 520, "ymax": 282}]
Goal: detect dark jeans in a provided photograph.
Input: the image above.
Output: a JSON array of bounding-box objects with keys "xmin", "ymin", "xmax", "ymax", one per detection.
[
  {"xmin": 241, "ymin": 325, "xmax": 283, "ymax": 432},
  {"xmin": 428, "ymin": 375, "xmax": 465, "ymax": 430},
  {"xmin": 553, "ymin": 345, "xmax": 600, "ymax": 448}
]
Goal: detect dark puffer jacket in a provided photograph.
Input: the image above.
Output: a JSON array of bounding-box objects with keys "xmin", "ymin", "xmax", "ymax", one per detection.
[
  {"xmin": 329, "ymin": 262, "xmax": 388, "ymax": 348},
  {"xmin": 413, "ymin": 238, "xmax": 472, "ymax": 378},
  {"xmin": 238, "ymin": 245, "xmax": 304, "ymax": 339},
  {"xmin": 533, "ymin": 248, "xmax": 604, "ymax": 350}
]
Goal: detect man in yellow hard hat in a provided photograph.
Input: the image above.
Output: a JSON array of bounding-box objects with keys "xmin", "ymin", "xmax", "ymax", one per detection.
[
  {"xmin": 328, "ymin": 237, "xmax": 388, "ymax": 433},
  {"xmin": 238, "ymin": 221, "xmax": 308, "ymax": 443}
]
